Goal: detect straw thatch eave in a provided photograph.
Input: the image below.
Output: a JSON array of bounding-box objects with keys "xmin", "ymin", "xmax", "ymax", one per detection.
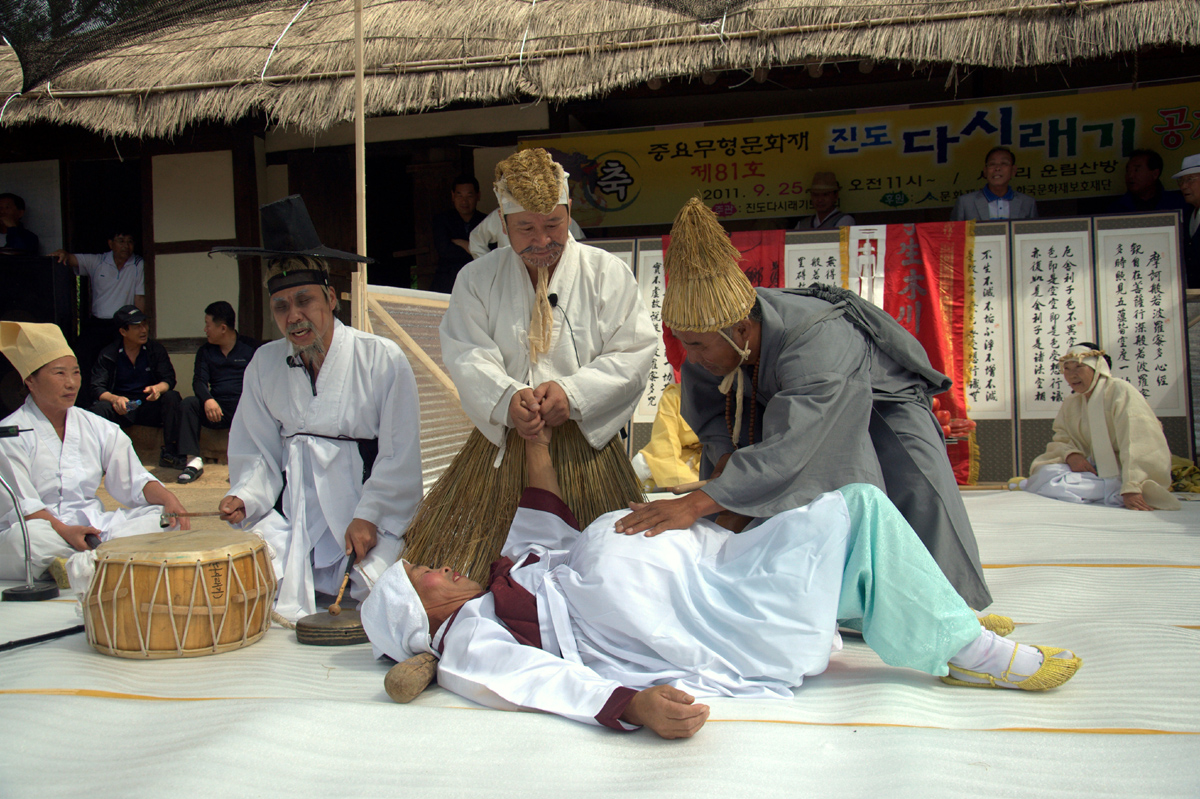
[{"xmin": 1, "ymin": 0, "xmax": 1198, "ymax": 138}]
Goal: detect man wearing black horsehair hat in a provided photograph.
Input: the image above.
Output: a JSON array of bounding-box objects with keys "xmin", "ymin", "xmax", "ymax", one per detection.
[
  {"xmin": 211, "ymin": 196, "xmax": 422, "ymax": 624},
  {"xmin": 403, "ymin": 148, "xmax": 658, "ymax": 584},
  {"xmin": 615, "ymin": 197, "xmax": 996, "ymax": 614}
]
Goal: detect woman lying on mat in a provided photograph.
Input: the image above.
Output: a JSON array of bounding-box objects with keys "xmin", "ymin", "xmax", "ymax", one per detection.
[
  {"xmin": 363, "ymin": 426, "xmax": 1080, "ymax": 739},
  {"xmin": 1022, "ymin": 343, "xmax": 1179, "ymax": 512}
]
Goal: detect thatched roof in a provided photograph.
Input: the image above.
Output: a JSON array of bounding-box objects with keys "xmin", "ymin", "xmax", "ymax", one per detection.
[{"xmin": 2, "ymin": 0, "xmax": 1198, "ymax": 138}]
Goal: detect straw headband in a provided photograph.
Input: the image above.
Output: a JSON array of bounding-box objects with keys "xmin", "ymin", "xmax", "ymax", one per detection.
[{"xmin": 493, "ymin": 148, "xmax": 570, "ymax": 217}]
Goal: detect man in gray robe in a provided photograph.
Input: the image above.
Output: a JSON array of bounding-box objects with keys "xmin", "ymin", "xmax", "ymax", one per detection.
[{"xmin": 616, "ymin": 200, "xmax": 991, "ymax": 610}]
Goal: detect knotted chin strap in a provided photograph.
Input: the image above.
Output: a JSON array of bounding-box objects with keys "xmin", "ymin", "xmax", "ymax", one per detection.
[{"xmin": 717, "ymin": 329, "xmax": 754, "ymax": 449}]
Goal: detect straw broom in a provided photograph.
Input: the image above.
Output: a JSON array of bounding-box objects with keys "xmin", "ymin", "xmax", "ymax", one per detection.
[{"xmin": 402, "ymin": 422, "xmax": 644, "ymax": 584}]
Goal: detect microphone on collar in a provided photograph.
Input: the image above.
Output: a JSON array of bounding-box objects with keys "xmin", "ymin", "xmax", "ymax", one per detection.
[
  {"xmin": 548, "ymin": 293, "xmax": 558, "ymax": 307},
  {"xmin": 286, "ymin": 354, "xmax": 305, "ymax": 369}
]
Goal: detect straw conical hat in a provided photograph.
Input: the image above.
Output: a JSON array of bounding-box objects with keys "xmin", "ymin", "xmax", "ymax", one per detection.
[{"xmin": 661, "ymin": 198, "xmax": 757, "ymax": 332}]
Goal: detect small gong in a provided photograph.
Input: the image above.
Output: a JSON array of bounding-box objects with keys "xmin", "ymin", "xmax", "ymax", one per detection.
[{"xmin": 295, "ymin": 608, "xmax": 369, "ymax": 646}]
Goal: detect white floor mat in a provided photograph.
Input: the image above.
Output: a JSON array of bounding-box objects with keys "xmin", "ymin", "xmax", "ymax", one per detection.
[{"xmin": 3, "ymin": 492, "xmax": 1199, "ymax": 797}]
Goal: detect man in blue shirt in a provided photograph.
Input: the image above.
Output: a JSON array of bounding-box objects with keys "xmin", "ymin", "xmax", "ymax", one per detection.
[
  {"xmin": 89, "ymin": 305, "xmax": 184, "ymax": 469},
  {"xmin": 951, "ymin": 147, "xmax": 1038, "ymax": 222},
  {"xmin": 172, "ymin": 301, "xmax": 260, "ymax": 484}
]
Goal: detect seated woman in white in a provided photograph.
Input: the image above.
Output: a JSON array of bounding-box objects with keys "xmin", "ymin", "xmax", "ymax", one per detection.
[
  {"xmin": 0, "ymin": 322, "xmax": 190, "ymax": 582},
  {"xmin": 1023, "ymin": 343, "xmax": 1179, "ymax": 511}
]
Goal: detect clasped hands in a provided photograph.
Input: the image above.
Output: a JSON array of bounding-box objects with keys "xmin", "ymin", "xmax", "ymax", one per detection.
[{"xmin": 508, "ymin": 381, "xmax": 570, "ymax": 440}]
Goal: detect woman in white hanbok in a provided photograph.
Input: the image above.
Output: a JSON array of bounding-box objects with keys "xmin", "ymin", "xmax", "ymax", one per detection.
[
  {"xmin": 0, "ymin": 322, "xmax": 189, "ymax": 581},
  {"xmin": 1023, "ymin": 343, "xmax": 1178, "ymax": 511}
]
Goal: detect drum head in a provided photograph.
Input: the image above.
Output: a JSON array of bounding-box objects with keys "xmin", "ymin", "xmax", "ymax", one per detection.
[
  {"xmin": 295, "ymin": 609, "xmax": 368, "ymax": 646},
  {"xmin": 95, "ymin": 530, "xmax": 262, "ymax": 562}
]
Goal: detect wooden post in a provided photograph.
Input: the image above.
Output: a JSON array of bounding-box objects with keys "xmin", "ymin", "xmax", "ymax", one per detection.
[{"xmin": 352, "ymin": 0, "xmax": 368, "ymax": 329}]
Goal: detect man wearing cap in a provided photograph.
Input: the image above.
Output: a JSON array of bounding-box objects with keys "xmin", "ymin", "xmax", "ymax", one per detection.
[
  {"xmin": 0, "ymin": 322, "xmax": 189, "ymax": 581},
  {"xmin": 615, "ymin": 198, "xmax": 993, "ymax": 611},
  {"xmin": 404, "ymin": 148, "xmax": 657, "ymax": 582},
  {"xmin": 1174, "ymin": 153, "xmax": 1200, "ymax": 288},
  {"xmin": 88, "ymin": 304, "xmax": 185, "ymax": 469},
  {"xmin": 951, "ymin": 147, "xmax": 1038, "ymax": 222},
  {"xmin": 213, "ymin": 196, "xmax": 422, "ymax": 623},
  {"xmin": 793, "ymin": 172, "xmax": 855, "ymax": 230},
  {"xmin": 1023, "ymin": 343, "xmax": 1179, "ymax": 511},
  {"xmin": 50, "ymin": 228, "xmax": 145, "ymax": 402}
]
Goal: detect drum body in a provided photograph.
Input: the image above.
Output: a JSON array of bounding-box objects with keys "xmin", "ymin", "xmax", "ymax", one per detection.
[{"xmin": 84, "ymin": 530, "xmax": 276, "ymax": 659}]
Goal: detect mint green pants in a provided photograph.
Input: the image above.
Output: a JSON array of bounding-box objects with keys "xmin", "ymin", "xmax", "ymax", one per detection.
[{"xmin": 835, "ymin": 484, "xmax": 984, "ymax": 676}]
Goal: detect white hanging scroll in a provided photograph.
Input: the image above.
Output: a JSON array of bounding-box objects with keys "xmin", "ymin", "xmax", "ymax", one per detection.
[
  {"xmin": 1012, "ymin": 221, "xmax": 1095, "ymax": 419},
  {"xmin": 633, "ymin": 240, "xmax": 671, "ymax": 424},
  {"xmin": 783, "ymin": 232, "xmax": 842, "ymax": 288},
  {"xmin": 845, "ymin": 225, "xmax": 887, "ymax": 307},
  {"xmin": 1093, "ymin": 216, "xmax": 1188, "ymax": 416},
  {"xmin": 966, "ymin": 228, "xmax": 1013, "ymax": 420}
]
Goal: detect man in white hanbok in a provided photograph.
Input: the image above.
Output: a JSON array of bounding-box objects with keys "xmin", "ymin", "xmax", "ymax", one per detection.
[
  {"xmin": 1023, "ymin": 343, "xmax": 1179, "ymax": 510},
  {"xmin": 363, "ymin": 427, "xmax": 1082, "ymax": 739},
  {"xmin": 403, "ymin": 148, "xmax": 656, "ymax": 581},
  {"xmin": 0, "ymin": 322, "xmax": 189, "ymax": 581},
  {"xmin": 214, "ymin": 197, "xmax": 422, "ymax": 622}
]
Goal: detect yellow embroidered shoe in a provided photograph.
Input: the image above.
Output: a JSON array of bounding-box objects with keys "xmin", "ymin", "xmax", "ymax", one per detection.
[
  {"xmin": 977, "ymin": 613, "xmax": 1015, "ymax": 637},
  {"xmin": 942, "ymin": 645, "xmax": 1081, "ymax": 691}
]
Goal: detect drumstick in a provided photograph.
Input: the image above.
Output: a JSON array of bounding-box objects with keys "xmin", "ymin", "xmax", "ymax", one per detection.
[
  {"xmin": 669, "ymin": 479, "xmax": 710, "ymax": 495},
  {"xmin": 328, "ymin": 558, "xmax": 357, "ymax": 616},
  {"xmin": 159, "ymin": 511, "xmax": 224, "ymax": 528}
]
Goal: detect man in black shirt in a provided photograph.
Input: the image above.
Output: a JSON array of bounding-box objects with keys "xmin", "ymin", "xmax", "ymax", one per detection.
[
  {"xmin": 173, "ymin": 301, "xmax": 260, "ymax": 484},
  {"xmin": 89, "ymin": 305, "xmax": 184, "ymax": 469},
  {"xmin": 430, "ymin": 174, "xmax": 486, "ymax": 293}
]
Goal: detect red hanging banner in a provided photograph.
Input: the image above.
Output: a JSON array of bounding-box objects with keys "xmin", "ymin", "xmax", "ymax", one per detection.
[{"xmin": 881, "ymin": 221, "xmax": 977, "ymax": 483}]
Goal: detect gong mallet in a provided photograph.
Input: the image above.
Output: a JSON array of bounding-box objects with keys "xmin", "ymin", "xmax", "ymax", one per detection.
[
  {"xmin": 159, "ymin": 511, "xmax": 224, "ymax": 528},
  {"xmin": 294, "ymin": 558, "xmax": 367, "ymax": 646},
  {"xmin": 328, "ymin": 556, "xmax": 356, "ymax": 616}
]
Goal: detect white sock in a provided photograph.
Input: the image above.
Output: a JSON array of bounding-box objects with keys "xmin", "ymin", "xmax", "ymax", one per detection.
[
  {"xmin": 186, "ymin": 457, "xmax": 203, "ymax": 470},
  {"xmin": 949, "ymin": 629, "xmax": 1044, "ymax": 686}
]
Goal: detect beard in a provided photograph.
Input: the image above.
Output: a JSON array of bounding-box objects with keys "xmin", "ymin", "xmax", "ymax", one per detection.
[
  {"xmin": 518, "ymin": 241, "xmax": 564, "ymax": 271},
  {"xmin": 288, "ymin": 321, "xmax": 327, "ymax": 369}
]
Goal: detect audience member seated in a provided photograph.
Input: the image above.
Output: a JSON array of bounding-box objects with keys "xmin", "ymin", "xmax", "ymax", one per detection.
[
  {"xmin": 0, "ymin": 193, "xmax": 40, "ymax": 255},
  {"xmin": 88, "ymin": 305, "xmax": 184, "ymax": 470},
  {"xmin": 951, "ymin": 147, "xmax": 1038, "ymax": 222},
  {"xmin": 430, "ymin": 174, "xmax": 487, "ymax": 293},
  {"xmin": 170, "ymin": 300, "xmax": 260, "ymax": 484},
  {"xmin": 1023, "ymin": 343, "xmax": 1179, "ymax": 511},
  {"xmin": 793, "ymin": 172, "xmax": 855, "ymax": 230},
  {"xmin": 0, "ymin": 322, "xmax": 189, "ymax": 582},
  {"xmin": 1107, "ymin": 149, "xmax": 1189, "ymax": 214}
]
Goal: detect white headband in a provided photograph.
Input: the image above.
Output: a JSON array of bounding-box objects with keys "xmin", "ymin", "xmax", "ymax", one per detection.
[
  {"xmin": 493, "ymin": 161, "xmax": 570, "ymax": 216},
  {"xmin": 1059, "ymin": 344, "xmax": 1118, "ymax": 479},
  {"xmin": 360, "ymin": 560, "xmax": 434, "ymax": 663}
]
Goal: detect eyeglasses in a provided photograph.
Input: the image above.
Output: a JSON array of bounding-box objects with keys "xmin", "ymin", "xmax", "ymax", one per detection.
[{"xmin": 1179, "ymin": 174, "xmax": 1200, "ymax": 186}]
